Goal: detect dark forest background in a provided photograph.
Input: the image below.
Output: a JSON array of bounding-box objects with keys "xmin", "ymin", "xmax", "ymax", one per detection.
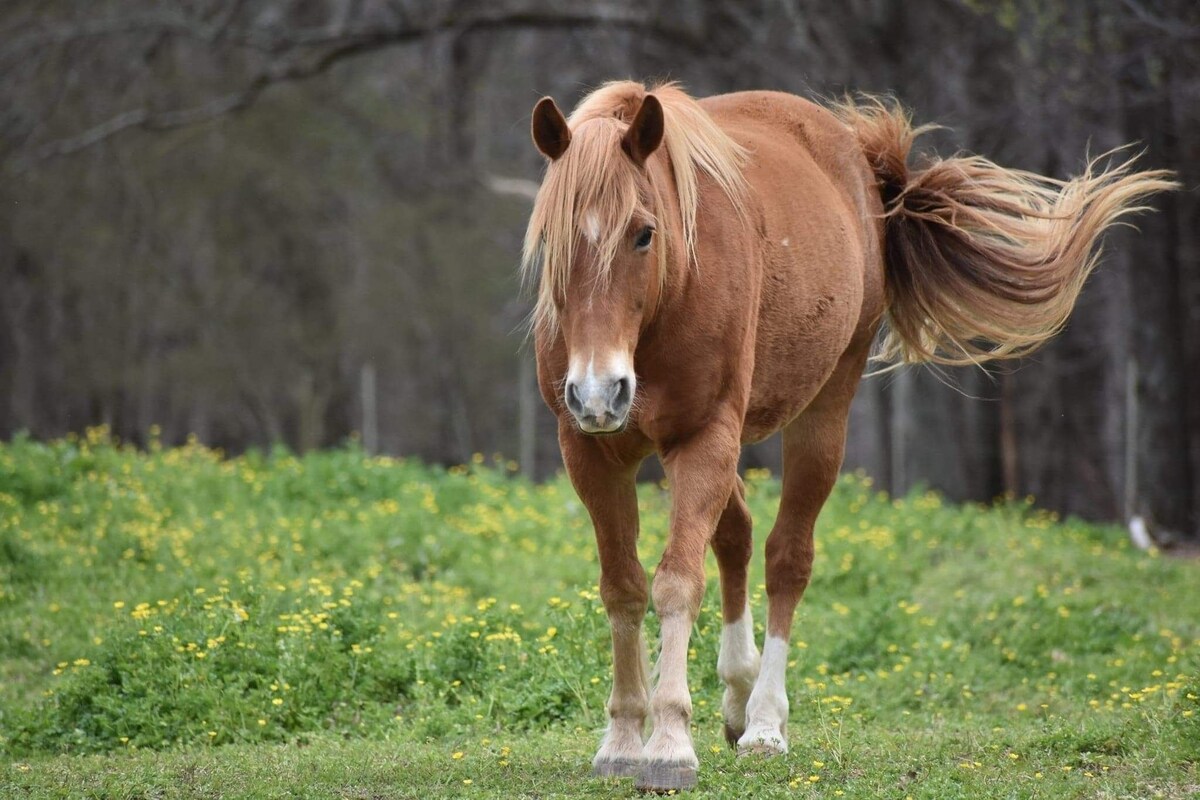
[{"xmin": 1, "ymin": 1, "xmax": 1197, "ymax": 540}]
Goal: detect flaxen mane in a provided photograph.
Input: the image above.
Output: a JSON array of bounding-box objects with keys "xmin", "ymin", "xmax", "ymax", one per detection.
[{"xmin": 522, "ymin": 81, "xmax": 748, "ymax": 334}]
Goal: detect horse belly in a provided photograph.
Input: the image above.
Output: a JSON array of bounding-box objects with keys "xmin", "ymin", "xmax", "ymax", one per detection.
[{"xmin": 741, "ymin": 215, "xmax": 865, "ymax": 443}]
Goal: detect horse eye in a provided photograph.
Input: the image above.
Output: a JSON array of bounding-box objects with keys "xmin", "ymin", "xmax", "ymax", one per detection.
[{"xmin": 634, "ymin": 226, "xmax": 654, "ymax": 250}]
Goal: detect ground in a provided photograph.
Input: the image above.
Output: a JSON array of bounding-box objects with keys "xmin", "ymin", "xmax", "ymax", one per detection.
[{"xmin": 0, "ymin": 430, "xmax": 1196, "ymax": 798}]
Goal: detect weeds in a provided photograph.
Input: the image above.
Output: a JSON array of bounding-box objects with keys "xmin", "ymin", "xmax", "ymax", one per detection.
[{"xmin": 0, "ymin": 429, "xmax": 1196, "ymax": 797}]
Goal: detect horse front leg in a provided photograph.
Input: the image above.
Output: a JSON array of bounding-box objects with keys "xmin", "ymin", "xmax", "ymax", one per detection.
[
  {"xmin": 560, "ymin": 427, "xmax": 650, "ymax": 778},
  {"xmin": 638, "ymin": 420, "xmax": 741, "ymax": 792}
]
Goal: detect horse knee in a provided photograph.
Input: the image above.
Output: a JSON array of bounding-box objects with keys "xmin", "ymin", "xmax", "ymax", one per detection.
[
  {"xmin": 764, "ymin": 531, "xmax": 814, "ymax": 597},
  {"xmin": 652, "ymin": 567, "xmax": 705, "ymax": 620},
  {"xmin": 601, "ymin": 569, "xmax": 649, "ymax": 627}
]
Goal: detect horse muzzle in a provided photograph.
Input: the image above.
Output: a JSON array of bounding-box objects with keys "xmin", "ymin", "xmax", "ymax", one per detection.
[{"xmin": 565, "ymin": 374, "xmax": 633, "ymax": 435}]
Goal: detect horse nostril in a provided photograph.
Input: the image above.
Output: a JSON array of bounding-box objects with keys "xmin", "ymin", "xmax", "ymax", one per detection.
[
  {"xmin": 611, "ymin": 377, "xmax": 631, "ymax": 409},
  {"xmin": 565, "ymin": 381, "xmax": 583, "ymax": 415}
]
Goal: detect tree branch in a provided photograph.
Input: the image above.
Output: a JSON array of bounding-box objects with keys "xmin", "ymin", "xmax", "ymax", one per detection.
[
  {"xmin": 1, "ymin": 0, "xmax": 246, "ymax": 58},
  {"xmin": 7, "ymin": 3, "xmax": 706, "ymax": 169},
  {"xmin": 1118, "ymin": 0, "xmax": 1200, "ymax": 40}
]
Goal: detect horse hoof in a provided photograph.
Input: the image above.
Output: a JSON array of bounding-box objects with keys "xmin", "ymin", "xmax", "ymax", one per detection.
[
  {"xmin": 723, "ymin": 723, "xmax": 744, "ymax": 749},
  {"xmin": 636, "ymin": 761, "xmax": 698, "ymax": 793},
  {"xmin": 737, "ymin": 728, "xmax": 788, "ymax": 757},
  {"xmin": 737, "ymin": 742, "xmax": 786, "ymax": 757},
  {"xmin": 593, "ymin": 757, "xmax": 641, "ymax": 779}
]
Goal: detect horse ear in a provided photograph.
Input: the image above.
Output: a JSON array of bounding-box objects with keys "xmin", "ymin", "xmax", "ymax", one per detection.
[
  {"xmin": 621, "ymin": 94, "xmax": 664, "ymax": 167},
  {"xmin": 532, "ymin": 97, "xmax": 571, "ymax": 160}
]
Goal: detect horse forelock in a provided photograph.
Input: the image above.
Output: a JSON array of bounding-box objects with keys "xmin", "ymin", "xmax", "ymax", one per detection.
[{"xmin": 522, "ymin": 81, "xmax": 748, "ymax": 335}]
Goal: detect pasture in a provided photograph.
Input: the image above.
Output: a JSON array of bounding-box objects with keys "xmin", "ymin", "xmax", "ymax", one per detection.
[{"xmin": 0, "ymin": 429, "xmax": 1196, "ymax": 798}]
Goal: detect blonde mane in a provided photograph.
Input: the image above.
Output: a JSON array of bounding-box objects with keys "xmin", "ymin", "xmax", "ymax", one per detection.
[{"xmin": 522, "ymin": 81, "xmax": 748, "ymax": 333}]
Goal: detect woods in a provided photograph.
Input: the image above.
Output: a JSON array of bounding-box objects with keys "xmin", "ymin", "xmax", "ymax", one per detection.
[{"xmin": 1, "ymin": 0, "xmax": 1197, "ymax": 539}]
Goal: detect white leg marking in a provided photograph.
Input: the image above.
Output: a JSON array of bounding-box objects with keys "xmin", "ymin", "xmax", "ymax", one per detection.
[
  {"xmin": 738, "ymin": 635, "xmax": 789, "ymax": 754},
  {"xmin": 642, "ymin": 612, "xmax": 698, "ymax": 768},
  {"xmin": 1128, "ymin": 515, "xmax": 1153, "ymax": 550},
  {"xmin": 717, "ymin": 603, "xmax": 760, "ymax": 737}
]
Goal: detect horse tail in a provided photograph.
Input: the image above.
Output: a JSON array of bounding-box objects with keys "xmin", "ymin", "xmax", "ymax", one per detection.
[{"xmin": 833, "ymin": 96, "xmax": 1177, "ymax": 366}]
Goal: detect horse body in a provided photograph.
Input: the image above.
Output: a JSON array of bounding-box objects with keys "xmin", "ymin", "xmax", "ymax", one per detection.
[
  {"xmin": 523, "ymin": 80, "xmax": 1173, "ymax": 791},
  {"xmin": 536, "ymin": 90, "xmax": 884, "ymax": 448},
  {"xmin": 702, "ymin": 91, "xmax": 885, "ymax": 442}
]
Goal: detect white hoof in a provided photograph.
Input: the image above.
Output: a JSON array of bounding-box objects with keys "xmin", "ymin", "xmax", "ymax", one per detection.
[{"xmin": 737, "ymin": 726, "xmax": 787, "ymax": 756}]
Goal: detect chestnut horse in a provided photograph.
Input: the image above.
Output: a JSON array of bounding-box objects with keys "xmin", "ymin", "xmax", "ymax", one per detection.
[{"xmin": 522, "ymin": 81, "xmax": 1172, "ymax": 791}]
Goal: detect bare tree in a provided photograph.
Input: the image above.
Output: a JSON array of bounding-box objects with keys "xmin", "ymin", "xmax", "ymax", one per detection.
[{"xmin": 1, "ymin": 0, "xmax": 1195, "ymax": 540}]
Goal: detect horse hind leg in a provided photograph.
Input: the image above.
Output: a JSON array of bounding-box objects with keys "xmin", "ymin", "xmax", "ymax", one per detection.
[
  {"xmin": 711, "ymin": 476, "xmax": 760, "ymax": 747},
  {"xmin": 739, "ymin": 359, "xmax": 859, "ymax": 757}
]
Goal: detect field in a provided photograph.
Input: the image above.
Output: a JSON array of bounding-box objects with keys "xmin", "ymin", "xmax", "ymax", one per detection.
[{"xmin": 0, "ymin": 429, "xmax": 1197, "ymax": 799}]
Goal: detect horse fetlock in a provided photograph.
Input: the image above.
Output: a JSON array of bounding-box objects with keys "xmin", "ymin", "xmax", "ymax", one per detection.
[
  {"xmin": 744, "ymin": 685, "xmax": 788, "ymax": 723},
  {"xmin": 740, "ymin": 687, "xmax": 788, "ymax": 756},
  {"xmin": 723, "ymin": 721, "xmax": 744, "ymax": 749},
  {"xmin": 721, "ymin": 679, "xmax": 755, "ymax": 748},
  {"xmin": 738, "ymin": 678, "xmax": 789, "ymax": 757},
  {"xmin": 716, "ymin": 656, "xmax": 760, "ymax": 689},
  {"xmin": 605, "ymin": 712, "xmax": 646, "ymax": 744},
  {"xmin": 594, "ymin": 732, "xmax": 643, "ymax": 773},
  {"xmin": 594, "ymin": 716, "xmax": 645, "ymax": 777},
  {"xmin": 642, "ymin": 714, "xmax": 696, "ymax": 764},
  {"xmin": 721, "ymin": 684, "xmax": 752, "ymax": 737}
]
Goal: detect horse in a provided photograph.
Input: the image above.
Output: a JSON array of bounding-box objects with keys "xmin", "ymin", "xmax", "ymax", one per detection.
[{"xmin": 521, "ymin": 80, "xmax": 1173, "ymax": 792}]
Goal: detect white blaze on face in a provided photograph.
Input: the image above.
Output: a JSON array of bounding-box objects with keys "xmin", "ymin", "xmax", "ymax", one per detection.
[
  {"xmin": 565, "ymin": 350, "xmax": 635, "ymax": 432},
  {"xmin": 582, "ymin": 212, "xmax": 602, "ymax": 244}
]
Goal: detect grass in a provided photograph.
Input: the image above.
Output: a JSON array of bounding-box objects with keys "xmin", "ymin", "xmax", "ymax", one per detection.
[{"xmin": 1, "ymin": 428, "xmax": 1197, "ymax": 798}]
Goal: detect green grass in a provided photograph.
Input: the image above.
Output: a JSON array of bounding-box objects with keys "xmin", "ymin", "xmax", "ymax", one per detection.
[{"xmin": 1, "ymin": 428, "xmax": 1197, "ymax": 798}]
